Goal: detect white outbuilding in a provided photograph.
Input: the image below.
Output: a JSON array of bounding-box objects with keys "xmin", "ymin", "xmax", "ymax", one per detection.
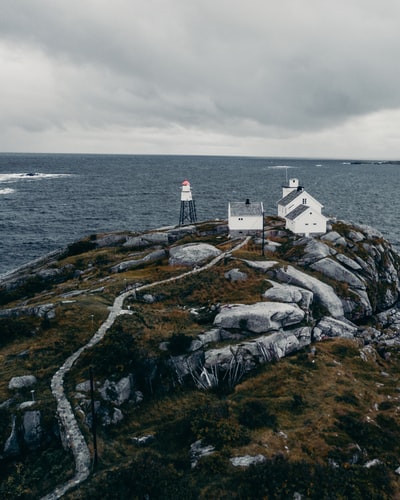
[
  {"xmin": 277, "ymin": 178, "xmax": 328, "ymax": 236},
  {"xmin": 228, "ymin": 199, "xmax": 264, "ymax": 236}
]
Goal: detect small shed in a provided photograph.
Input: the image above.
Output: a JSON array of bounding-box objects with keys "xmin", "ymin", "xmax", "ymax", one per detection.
[{"xmin": 228, "ymin": 199, "xmax": 264, "ymax": 236}]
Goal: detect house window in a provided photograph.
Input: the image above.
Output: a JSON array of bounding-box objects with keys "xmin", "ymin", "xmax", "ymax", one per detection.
[{"xmin": 302, "ymin": 198, "xmax": 307, "ymax": 204}]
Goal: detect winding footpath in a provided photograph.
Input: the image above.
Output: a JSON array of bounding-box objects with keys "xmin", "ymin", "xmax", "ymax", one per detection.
[{"xmin": 41, "ymin": 237, "xmax": 250, "ymax": 499}]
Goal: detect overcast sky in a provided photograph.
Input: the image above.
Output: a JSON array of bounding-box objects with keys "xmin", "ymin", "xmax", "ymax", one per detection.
[{"xmin": 1, "ymin": 1, "xmax": 400, "ymax": 158}]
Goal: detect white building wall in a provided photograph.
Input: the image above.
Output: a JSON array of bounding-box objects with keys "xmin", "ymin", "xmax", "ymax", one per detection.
[
  {"xmin": 229, "ymin": 215, "xmax": 263, "ymax": 233},
  {"xmin": 286, "ymin": 210, "xmax": 327, "ymax": 236}
]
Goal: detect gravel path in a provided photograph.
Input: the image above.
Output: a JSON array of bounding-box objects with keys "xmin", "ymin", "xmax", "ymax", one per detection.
[{"xmin": 41, "ymin": 237, "xmax": 250, "ymax": 499}]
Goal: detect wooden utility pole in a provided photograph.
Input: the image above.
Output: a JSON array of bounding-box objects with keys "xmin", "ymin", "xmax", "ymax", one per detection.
[{"xmin": 89, "ymin": 366, "xmax": 98, "ymax": 468}]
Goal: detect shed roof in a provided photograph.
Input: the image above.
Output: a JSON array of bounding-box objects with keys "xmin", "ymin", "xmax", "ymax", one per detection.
[{"xmin": 229, "ymin": 201, "xmax": 263, "ymax": 216}]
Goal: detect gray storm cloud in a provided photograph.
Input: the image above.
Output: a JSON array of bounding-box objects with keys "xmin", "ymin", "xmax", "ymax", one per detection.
[{"xmin": 1, "ymin": 0, "xmax": 400, "ymax": 155}]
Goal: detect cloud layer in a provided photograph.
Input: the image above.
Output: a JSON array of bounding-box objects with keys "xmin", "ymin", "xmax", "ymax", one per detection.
[{"xmin": 1, "ymin": 1, "xmax": 400, "ymax": 157}]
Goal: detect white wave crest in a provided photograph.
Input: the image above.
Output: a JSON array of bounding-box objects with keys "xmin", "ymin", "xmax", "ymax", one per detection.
[
  {"xmin": 267, "ymin": 165, "xmax": 296, "ymax": 169},
  {"xmin": 0, "ymin": 188, "xmax": 15, "ymax": 195},
  {"xmin": 0, "ymin": 172, "xmax": 72, "ymax": 183}
]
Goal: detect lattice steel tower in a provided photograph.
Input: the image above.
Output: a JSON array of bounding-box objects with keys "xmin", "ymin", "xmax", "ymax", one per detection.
[{"xmin": 179, "ymin": 180, "xmax": 197, "ymax": 225}]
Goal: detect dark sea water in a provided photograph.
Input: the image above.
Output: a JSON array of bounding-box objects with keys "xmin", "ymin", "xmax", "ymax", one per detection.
[{"xmin": 0, "ymin": 153, "xmax": 399, "ymax": 276}]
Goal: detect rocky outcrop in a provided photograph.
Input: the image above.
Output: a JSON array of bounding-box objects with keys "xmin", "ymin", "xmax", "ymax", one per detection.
[
  {"xmin": 9, "ymin": 375, "xmax": 37, "ymax": 390},
  {"xmin": 263, "ymin": 280, "xmax": 313, "ymax": 311},
  {"xmin": 224, "ymin": 268, "xmax": 248, "ymax": 282},
  {"xmin": 313, "ymin": 316, "xmax": 358, "ymax": 341},
  {"xmin": 230, "ymin": 454, "xmax": 266, "ymax": 467},
  {"xmin": 169, "ymin": 243, "xmax": 222, "ymax": 266},
  {"xmin": 95, "ymin": 233, "xmax": 129, "ymax": 248},
  {"xmin": 214, "ymin": 302, "xmax": 305, "ymax": 333},
  {"xmin": 190, "ymin": 440, "xmax": 215, "ymax": 468},
  {"xmin": 0, "ymin": 303, "xmax": 55, "ymax": 320},
  {"xmin": 204, "ymin": 327, "xmax": 312, "ymax": 373},
  {"xmin": 279, "ymin": 223, "xmax": 400, "ymax": 320},
  {"xmin": 3, "ymin": 415, "xmax": 20, "ymax": 458},
  {"xmin": 310, "ymin": 258, "xmax": 366, "ymax": 290},
  {"xmin": 123, "ymin": 232, "xmax": 169, "ymax": 249},
  {"xmin": 269, "ymin": 265, "xmax": 344, "ymax": 318},
  {"xmin": 23, "ymin": 410, "xmax": 42, "ymax": 450},
  {"xmin": 294, "ymin": 238, "xmax": 334, "ymax": 265},
  {"xmin": 111, "ymin": 249, "xmax": 167, "ymax": 273}
]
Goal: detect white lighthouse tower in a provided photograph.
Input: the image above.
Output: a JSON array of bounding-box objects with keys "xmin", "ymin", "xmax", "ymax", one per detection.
[{"xmin": 179, "ymin": 180, "xmax": 197, "ymax": 225}]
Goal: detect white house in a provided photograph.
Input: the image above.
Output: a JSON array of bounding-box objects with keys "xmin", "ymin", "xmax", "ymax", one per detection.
[
  {"xmin": 228, "ymin": 199, "xmax": 264, "ymax": 236},
  {"xmin": 277, "ymin": 178, "xmax": 328, "ymax": 236}
]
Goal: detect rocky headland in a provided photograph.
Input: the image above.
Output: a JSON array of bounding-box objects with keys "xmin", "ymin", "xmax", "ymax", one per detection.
[{"xmin": 1, "ymin": 217, "xmax": 400, "ymax": 498}]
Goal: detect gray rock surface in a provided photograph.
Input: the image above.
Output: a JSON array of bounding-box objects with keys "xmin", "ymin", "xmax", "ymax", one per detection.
[
  {"xmin": 23, "ymin": 410, "xmax": 42, "ymax": 450},
  {"xmin": 95, "ymin": 233, "xmax": 129, "ymax": 247},
  {"xmin": 0, "ymin": 303, "xmax": 55, "ymax": 320},
  {"xmin": 204, "ymin": 327, "xmax": 312, "ymax": 371},
  {"xmin": 214, "ymin": 302, "xmax": 305, "ymax": 333},
  {"xmin": 243, "ymin": 260, "xmax": 278, "ymax": 272},
  {"xmin": 336, "ymin": 253, "xmax": 363, "ymax": 271},
  {"xmin": 169, "ymin": 243, "xmax": 221, "ymax": 266},
  {"xmin": 321, "ymin": 231, "xmax": 347, "ymax": 246},
  {"xmin": 9, "ymin": 375, "xmax": 37, "ymax": 390},
  {"xmin": 190, "ymin": 440, "xmax": 215, "ymax": 468},
  {"xmin": 123, "ymin": 232, "xmax": 169, "ymax": 249},
  {"xmin": 294, "ymin": 237, "xmax": 334, "ymax": 265},
  {"xmin": 313, "ymin": 316, "xmax": 358, "ymax": 341},
  {"xmin": 310, "ymin": 258, "xmax": 366, "ymax": 290},
  {"xmin": 269, "ymin": 265, "xmax": 344, "ymax": 318},
  {"xmin": 111, "ymin": 249, "xmax": 167, "ymax": 273},
  {"xmin": 3, "ymin": 415, "xmax": 20, "ymax": 457},
  {"xmin": 99, "ymin": 376, "xmax": 132, "ymax": 405},
  {"xmin": 263, "ymin": 280, "xmax": 313, "ymax": 311},
  {"xmin": 230, "ymin": 454, "xmax": 266, "ymax": 467},
  {"xmin": 224, "ymin": 268, "xmax": 248, "ymax": 282}
]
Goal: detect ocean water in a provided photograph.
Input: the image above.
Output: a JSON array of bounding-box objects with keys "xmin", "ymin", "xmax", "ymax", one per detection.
[{"xmin": 0, "ymin": 153, "xmax": 399, "ymax": 276}]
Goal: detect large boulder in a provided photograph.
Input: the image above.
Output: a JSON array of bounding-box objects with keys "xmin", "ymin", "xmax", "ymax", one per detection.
[
  {"xmin": 23, "ymin": 410, "xmax": 42, "ymax": 450},
  {"xmin": 99, "ymin": 376, "xmax": 133, "ymax": 405},
  {"xmin": 96, "ymin": 233, "xmax": 129, "ymax": 247},
  {"xmin": 263, "ymin": 280, "xmax": 313, "ymax": 311},
  {"xmin": 0, "ymin": 303, "xmax": 55, "ymax": 320},
  {"xmin": 269, "ymin": 265, "xmax": 344, "ymax": 318},
  {"xmin": 123, "ymin": 232, "xmax": 169, "ymax": 249},
  {"xmin": 190, "ymin": 440, "xmax": 215, "ymax": 468},
  {"xmin": 111, "ymin": 249, "xmax": 167, "ymax": 273},
  {"xmin": 214, "ymin": 302, "xmax": 305, "ymax": 333},
  {"xmin": 310, "ymin": 258, "xmax": 366, "ymax": 290},
  {"xmin": 294, "ymin": 237, "xmax": 335, "ymax": 265},
  {"xmin": 313, "ymin": 316, "xmax": 358, "ymax": 341},
  {"xmin": 9, "ymin": 375, "xmax": 37, "ymax": 390},
  {"xmin": 3, "ymin": 415, "xmax": 20, "ymax": 458},
  {"xmin": 204, "ymin": 327, "xmax": 312, "ymax": 371},
  {"xmin": 243, "ymin": 260, "xmax": 278, "ymax": 272},
  {"xmin": 169, "ymin": 243, "xmax": 221, "ymax": 267},
  {"xmin": 230, "ymin": 455, "xmax": 266, "ymax": 467},
  {"xmin": 224, "ymin": 268, "xmax": 248, "ymax": 282}
]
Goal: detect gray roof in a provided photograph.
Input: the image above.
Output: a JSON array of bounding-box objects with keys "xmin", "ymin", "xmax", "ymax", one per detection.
[
  {"xmin": 277, "ymin": 188, "xmax": 304, "ymax": 206},
  {"xmin": 229, "ymin": 201, "xmax": 263, "ymax": 216},
  {"xmin": 285, "ymin": 204, "xmax": 310, "ymax": 221}
]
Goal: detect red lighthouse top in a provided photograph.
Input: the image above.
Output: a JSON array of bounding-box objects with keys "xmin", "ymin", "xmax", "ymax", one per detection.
[{"xmin": 182, "ymin": 180, "xmax": 190, "ymax": 186}]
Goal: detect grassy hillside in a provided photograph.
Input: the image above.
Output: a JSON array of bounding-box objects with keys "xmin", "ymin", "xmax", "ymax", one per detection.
[{"xmin": 1, "ymin": 220, "xmax": 400, "ymax": 498}]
